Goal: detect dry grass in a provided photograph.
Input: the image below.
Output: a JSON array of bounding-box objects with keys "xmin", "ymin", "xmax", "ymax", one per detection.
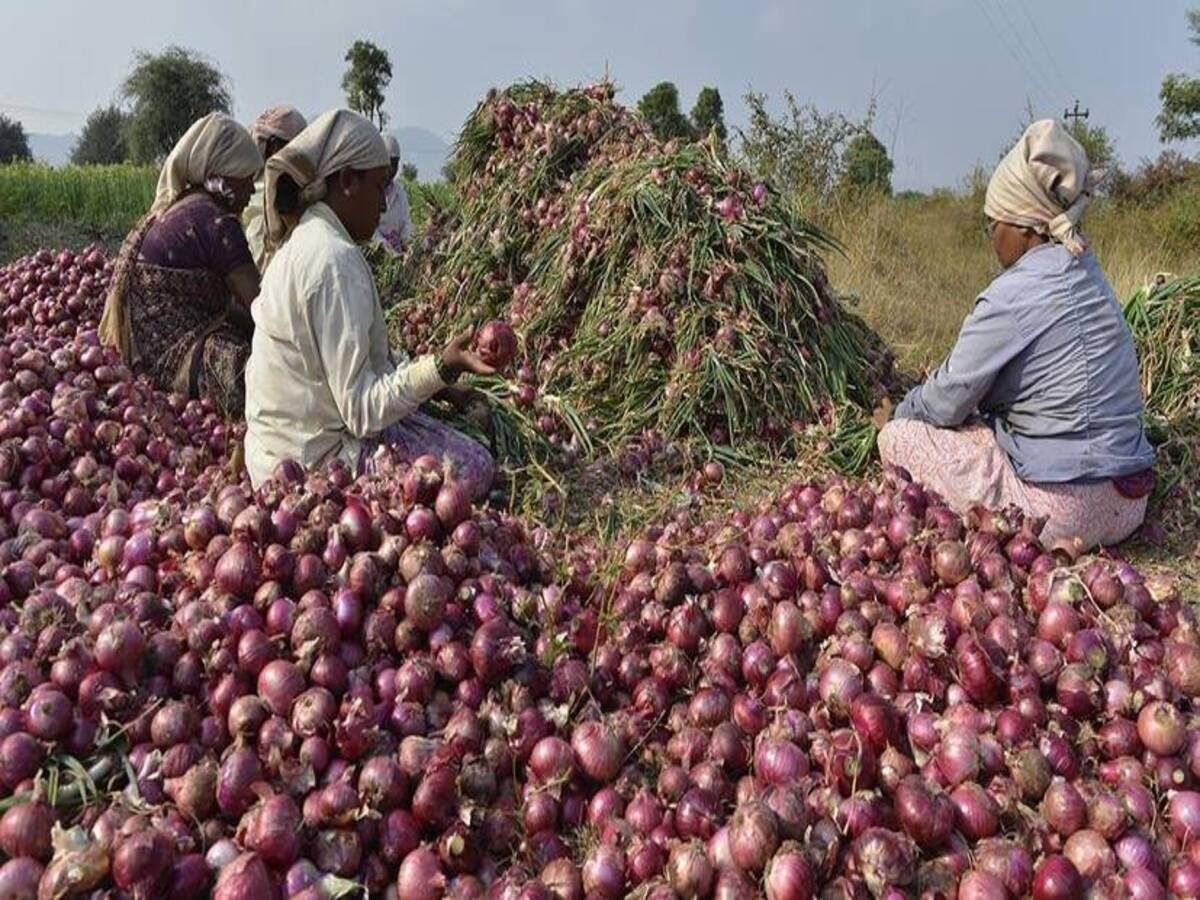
[{"xmin": 822, "ymin": 190, "xmax": 1200, "ymax": 371}]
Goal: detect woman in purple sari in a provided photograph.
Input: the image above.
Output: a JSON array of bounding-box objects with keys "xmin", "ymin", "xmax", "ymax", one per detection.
[{"xmin": 100, "ymin": 113, "xmax": 263, "ymax": 418}]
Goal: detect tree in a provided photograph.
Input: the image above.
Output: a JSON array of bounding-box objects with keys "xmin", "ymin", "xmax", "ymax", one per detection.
[
  {"xmin": 401, "ymin": 162, "xmax": 418, "ymax": 181},
  {"xmin": 71, "ymin": 105, "xmax": 130, "ymax": 165},
  {"xmin": 0, "ymin": 114, "xmax": 31, "ymax": 164},
  {"xmin": 1065, "ymin": 120, "xmax": 1116, "ymax": 175},
  {"xmin": 1157, "ymin": 8, "xmax": 1200, "ymax": 142},
  {"xmin": 342, "ymin": 40, "xmax": 392, "ymax": 130},
  {"xmin": 122, "ymin": 46, "xmax": 231, "ymax": 164},
  {"xmin": 690, "ymin": 87, "xmax": 727, "ymax": 142},
  {"xmin": 637, "ymin": 82, "xmax": 694, "ymax": 142},
  {"xmin": 841, "ymin": 132, "xmax": 893, "ymax": 194},
  {"xmin": 737, "ymin": 91, "xmax": 875, "ymax": 209}
]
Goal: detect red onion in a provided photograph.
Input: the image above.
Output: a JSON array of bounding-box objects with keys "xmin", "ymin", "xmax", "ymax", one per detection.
[
  {"xmin": 1062, "ymin": 828, "xmax": 1116, "ymax": 881},
  {"xmin": 949, "ymin": 782, "xmax": 1000, "ymax": 840},
  {"xmin": 1042, "ymin": 777, "xmax": 1087, "ymax": 837},
  {"xmin": 257, "ymin": 659, "xmax": 304, "ymax": 717},
  {"xmin": 817, "ymin": 658, "xmax": 862, "ymax": 719},
  {"xmin": 397, "ymin": 846, "xmax": 447, "ymax": 900},
  {"xmin": 1031, "ymin": 855, "xmax": 1083, "ymax": 900},
  {"xmin": 581, "ymin": 843, "xmax": 624, "ymax": 899},
  {"xmin": 666, "ymin": 840, "xmax": 714, "ymax": 898},
  {"xmin": 1168, "ymin": 790, "xmax": 1200, "ymax": 843},
  {"xmin": 727, "ymin": 800, "xmax": 779, "ymax": 872},
  {"xmin": 0, "ymin": 857, "xmax": 44, "ymax": 899},
  {"xmin": 0, "ymin": 801, "xmax": 53, "ymax": 861},
  {"xmin": 894, "ymin": 776, "xmax": 954, "ymax": 849},
  {"xmin": 763, "ymin": 848, "xmax": 814, "ymax": 900},
  {"xmin": 1137, "ymin": 700, "xmax": 1186, "ymax": 756},
  {"xmin": 675, "ymin": 788, "xmax": 721, "ymax": 840},
  {"xmin": 571, "ymin": 720, "xmax": 625, "ymax": 784},
  {"xmin": 974, "ymin": 838, "xmax": 1033, "ymax": 896},
  {"xmin": 932, "ymin": 540, "xmax": 970, "ymax": 585},
  {"xmin": 852, "ymin": 827, "xmax": 917, "ymax": 896},
  {"xmin": 474, "ymin": 320, "xmax": 518, "ymax": 369}
]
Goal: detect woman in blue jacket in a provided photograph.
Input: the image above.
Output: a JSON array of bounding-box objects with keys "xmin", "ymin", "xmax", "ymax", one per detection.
[{"xmin": 878, "ymin": 120, "xmax": 1155, "ymax": 550}]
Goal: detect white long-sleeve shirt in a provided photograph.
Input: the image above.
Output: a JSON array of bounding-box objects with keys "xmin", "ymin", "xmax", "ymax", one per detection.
[
  {"xmin": 244, "ymin": 202, "xmax": 444, "ymax": 486},
  {"xmin": 241, "ymin": 180, "xmax": 268, "ymax": 271},
  {"xmin": 373, "ymin": 180, "xmax": 413, "ymax": 253}
]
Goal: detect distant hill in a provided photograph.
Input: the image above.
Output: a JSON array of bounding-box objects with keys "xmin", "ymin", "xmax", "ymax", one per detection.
[
  {"xmin": 28, "ymin": 133, "xmax": 77, "ymax": 166},
  {"xmin": 392, "ymin": 127, "xmax": 451, "ymax": 181},
  {"xmin": 28, "ymin": 126, "xmax": 450, "ymax": 180}
]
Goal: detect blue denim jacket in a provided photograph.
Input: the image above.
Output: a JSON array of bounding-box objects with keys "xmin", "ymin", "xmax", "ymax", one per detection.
[{"xmin": 895, "ymin": 243, "xmax": 1155, "ymax": 483}]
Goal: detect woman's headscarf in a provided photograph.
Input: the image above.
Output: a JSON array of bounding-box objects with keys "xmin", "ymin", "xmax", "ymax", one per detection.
[
  {"xmin": 383, "ymin": 134, "xmax": 401, "ymax": 161},
  {"xmin": 150, "ymin": 113, "xmax": 262, "ymax": 216},
  {"xmin": 263, "ymin": 109, "xmax": 390, "ymax": 247},
  {"xmin": 250, "ymin": 105, "xmax": 308, "ymax": 158},
  {"xmin": 984, "ymin": 119, "xmax": 1099, "ymax": 257}
]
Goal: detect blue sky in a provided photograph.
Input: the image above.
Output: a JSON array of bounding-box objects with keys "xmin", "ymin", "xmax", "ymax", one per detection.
[{"xmin": 1, "ymin": 0, "xmax": 1196, "ymax": 188}]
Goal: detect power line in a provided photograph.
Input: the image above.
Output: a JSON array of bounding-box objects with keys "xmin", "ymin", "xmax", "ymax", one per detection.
[
  {"xmin": 1013, "ymin": 0, "xmax": 1074, "ymax": 96},
  {"xmin": 987, "ymin": 0, "xmax": 1060, "ymax": 101},
  {"xmin": 969, "ymin": 0, "xmax": 1053, "ymax": 107}
]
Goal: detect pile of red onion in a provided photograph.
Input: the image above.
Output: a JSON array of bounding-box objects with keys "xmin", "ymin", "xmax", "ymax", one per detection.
[{"xmin": 0, "ymin": 247, "xmax": 1196, "ymax": 900}]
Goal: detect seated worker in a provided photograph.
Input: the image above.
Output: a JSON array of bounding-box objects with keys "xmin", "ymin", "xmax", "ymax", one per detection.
[
  {"xmin": 374, "ymin": 133, "xmax": 414, "ymax": 254},
  {"xmin": 243, "ymin": 104, "xmax": 308, "ymax": 270},
  {"xmin": 877, "ymin": 119, "xmax": 1155, "ymax": 550},
  {"xmin": 100, "ymin": 113, "xmax": 262, "ymax": 418},
  {"xmin": 243, "ymin": 109, "xmax": 495, "ymax": 499}
]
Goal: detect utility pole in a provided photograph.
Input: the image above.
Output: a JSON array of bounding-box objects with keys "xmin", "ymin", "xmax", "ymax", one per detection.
[{"xmin": 1063, "ymin": 100, "xmax": 1089, "ymax": 124}]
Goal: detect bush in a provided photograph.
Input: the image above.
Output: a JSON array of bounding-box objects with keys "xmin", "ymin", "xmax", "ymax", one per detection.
[{"xmin": 1110, "ymin": 151, "xmax": 1200, "ymax": 206}]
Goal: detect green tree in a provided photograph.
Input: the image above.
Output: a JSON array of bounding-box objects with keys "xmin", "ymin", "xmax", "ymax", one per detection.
[
  {"xmin": 841, "ymin": 131, "xmax": 893, "ymax": 194},
  {"xmin": 342, "ymin": 40, "xmax": 393, "ymax": 130},
  {"xmin": 690, "ymin": 86, "xmax": 727, "ymax": 142},
  {"xmin": 637, "ymin": 82, "xmax": 694, "ymax": 142},
  {"xmin": 401, "ymin": 162, "xmax": 418, "ymax": 181},
  {"xmin": 71, "ymin": 105, "xmax": 130, "ymax": 165},
  {"xmin": 121, "ymin": 46, "xmax": 231, "ymax": 164},
  {"xmin": 1157, "ymin": 8, "xmax": 1200, "ymax": 142},
  {"xmin": 1065, "ymin": 120, "xmax": 1116, "ymax": 174},
  {"xmin": 0, "ymin": 114, "xmax": 31, "ymax": 163}
]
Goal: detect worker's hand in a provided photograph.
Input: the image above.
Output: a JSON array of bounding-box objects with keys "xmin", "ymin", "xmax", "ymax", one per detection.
[
  {"xmin": 871, "ymin": 398, "xmax": 895, "ymax": 431},
  {"xmin": 440, "ymin": 332, "xmax": 497, "ymax": 379}
]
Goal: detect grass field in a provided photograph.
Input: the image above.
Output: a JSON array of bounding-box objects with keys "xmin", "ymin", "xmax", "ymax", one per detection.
[
  {"xmin": 0, "ymin": 163, "xmax": 448, "ymax": 262},
  {"xmin": 823, "ymin": 186, "xmax": 1200, "ymax": 371}
]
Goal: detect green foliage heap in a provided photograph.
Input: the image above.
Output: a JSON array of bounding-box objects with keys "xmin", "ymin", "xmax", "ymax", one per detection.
[{"xmin": 384, "ymin": 81, "xmax": 896, "ymax": 508}]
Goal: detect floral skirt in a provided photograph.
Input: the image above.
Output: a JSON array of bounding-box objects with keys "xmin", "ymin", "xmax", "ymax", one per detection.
[
  {"xmin": 359, "ymin": 412, "xmax": 495, "ymax": 501},
  {"xmin": 877, "ymin": 420, "xmax": 1148, "ymax": 550}
]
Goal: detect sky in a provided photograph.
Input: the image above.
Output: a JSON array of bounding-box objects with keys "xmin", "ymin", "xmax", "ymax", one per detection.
[{"xmin": 1, "ymin": 0, "xmax": 1196, "ymax": 189}]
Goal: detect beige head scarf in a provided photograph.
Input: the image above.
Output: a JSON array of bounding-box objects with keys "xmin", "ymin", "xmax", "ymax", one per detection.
[
  {"xmin": 250, "ymin": 105, "xmax": 308, "ymax": 158},
  {"xmin": 150, "ymin": 113, "xmax": 261, "ymax": 216},
  {"xmin": 263, "ymin": 109, "xmax": 390, "ymax": 247},
  {"xmin": 985, "ymin": 119, "xmax": 1099, "ymax": 257}
]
